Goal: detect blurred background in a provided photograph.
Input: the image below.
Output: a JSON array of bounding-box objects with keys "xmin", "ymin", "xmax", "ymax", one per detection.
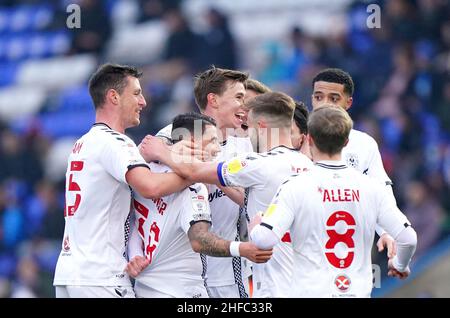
[{"xmin": 0, "ymin": 0, "xmax": 449, "ymax": 298}]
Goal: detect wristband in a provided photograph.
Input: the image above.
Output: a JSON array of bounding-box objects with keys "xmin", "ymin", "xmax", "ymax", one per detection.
[{"xmin": 230, "ymin": 241, "xmax": 241, "ymax": 257}]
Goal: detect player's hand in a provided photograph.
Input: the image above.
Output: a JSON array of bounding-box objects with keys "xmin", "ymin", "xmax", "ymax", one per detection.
[
  {"xmin": 387, "ymin": 258, "xmax": 410, "ymax": 280},
  {"xmin": 171, "ymin": 140, "xmax": 208, "ymax": 162},
  {"xmin": 124, "ymin": 256, "xmax": 150, "ymax": 278},
  {"xmin": 139, "ymin": 135, "xmax": 166, "ymax": 162},
  {"xmin": 377, "ymin": 233, "xmax": 397, "ymax": 259},
  {"xmin": 248, "ymin": 212, "xmax": 263, "ymax": 234},
  {"xmin": 239, "ymin": 242, "xmax": 273, "ymax": 263}
]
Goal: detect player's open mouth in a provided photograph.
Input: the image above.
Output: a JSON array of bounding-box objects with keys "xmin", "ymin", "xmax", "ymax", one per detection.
[
  {"xmin": 235, "ymin": 112, "xmax": 247, "ymax": 130},
  {"xmin": 235, "ymin": 112, "xmax": 246, "ymax": 124}
]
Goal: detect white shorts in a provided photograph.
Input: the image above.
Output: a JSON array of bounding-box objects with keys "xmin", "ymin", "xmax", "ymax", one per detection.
[
  {"xmin": 134, "ymin": 280, "xmax": 208, "ymax": 298},
  {"xmin": 55, "ymin": 285, "xmax": 135, "ymax": 298},
  {"xmin": 207, "ymin": 281, "xmax": 250, "ymax": 298}
]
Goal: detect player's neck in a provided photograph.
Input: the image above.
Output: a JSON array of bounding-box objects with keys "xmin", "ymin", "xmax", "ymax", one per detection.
[
  {"xmin": 96, "ymin": 110, "xmax": 125, "ymax": 134},
  {"xmin": 265, "ymin": 133, "xmax": 294, "ymax": 152},
  {"xmin": 312, "ymin": 152, "xmax": 342, "ymax": 163}
]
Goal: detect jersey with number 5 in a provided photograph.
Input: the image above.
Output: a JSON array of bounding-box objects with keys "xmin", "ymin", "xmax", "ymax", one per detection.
[
  {"xmin": 53, "ymin": 123, "xmax": 147, "ymax": 287},
  {"xmin": 261, "ymin": 161, "xmax": 409, "ymax": 297}
]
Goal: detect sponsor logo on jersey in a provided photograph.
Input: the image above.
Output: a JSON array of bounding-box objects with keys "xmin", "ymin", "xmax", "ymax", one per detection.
[
  {"xmin": 334, "ymin": 274, "xmax": 351, "ymax": 293},
  {"xmin": 208, "ymin": 189, "xmax": 226, "ymax": 202},
  {"xmin": 192, "ymin": 194, "xmax": 208, "ymax": 216}
]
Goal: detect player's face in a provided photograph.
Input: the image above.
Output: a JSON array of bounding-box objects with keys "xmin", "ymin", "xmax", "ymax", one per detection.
[
  {"xmin": 119, "ymin": 76, "xmax": 147, "ymax": 129},
  {"xmin": 312, "ymin": 81, "xmax": 352, "ymax": 110},
  {"xmin": 201, "ymin": 124, "xmax": 220, "ymax": 161},
  {"xmin": 215, "ymin": 81, "xmax": 246, "ymax": 130}
]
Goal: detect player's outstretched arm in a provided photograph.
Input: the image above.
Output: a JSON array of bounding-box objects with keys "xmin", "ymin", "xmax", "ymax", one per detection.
[
  {"xmin": 140, "ymin": 135, "xmax": 221, "ymax": 185},
  {"xmin": 188, "ymin": 221, "xmax": 272, "ymax": 263},
  {"xmin": 387, "ymin": 226, "xmax": 417, "ymax": 279},
  {"xmin": 126, "ymin": 166, "xmax": 191, "ymax": 199},
  {"xmin": 217, "ymin": 185, "xmax": 245, "ymax": 207}
]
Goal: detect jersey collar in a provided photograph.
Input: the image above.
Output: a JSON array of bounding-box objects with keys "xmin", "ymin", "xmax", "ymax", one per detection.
[
  {"xmin": 268, "ymin": 145, "xmax": 298, "ymax": 152},
  {"xmin": 315, "ymin": 160, "xmax": 347, "ymax": 170},
  {"xmin": 93, "ymin": 122, "xmax": 113, "ymax": 130}
]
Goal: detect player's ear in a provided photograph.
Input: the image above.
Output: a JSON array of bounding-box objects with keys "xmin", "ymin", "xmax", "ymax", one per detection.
[
  {"xmin": 258, "ymin": 118, "xmax": 267, "ymax": 129},
  {"xmin": 345, "ymin": 97, "xmax": 353, "ymax": 110},
  {"xmin": 207, "ymin": 93, "xmax": 219, "ymax": 109},
  {"xmin": 106, "ymin": 89, "xmax": 119, "ymax": 105}
]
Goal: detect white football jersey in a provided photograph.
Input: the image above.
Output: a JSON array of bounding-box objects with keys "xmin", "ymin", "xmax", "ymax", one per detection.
[
  {"xmin": 206, "ymin": 135, "xmax": 253, "ymax": 290},
  {"xmin": 218, "ymin": 146, "xmax": 313, "ymax": 297},
  {"xmin": 131, "ymin": 162, "xmax": 211, "ymax": 298},
  {"xmin": 53, "ymin": 123, "xmax": 148, "ymax": 287},
  {"xmin": 156, "ymin": 124, "xmax": 253, "ymax": 293},
  {"xmin": 260, "ymin": 161, "xmax": 409, "ymax": 297},
  {"xmin": 344, "ymin": 129, "xmax": 391, "ymax": 185},
  {"xmin": 155, "ymin": 123, "xmax": 173, "ymax": 143}
]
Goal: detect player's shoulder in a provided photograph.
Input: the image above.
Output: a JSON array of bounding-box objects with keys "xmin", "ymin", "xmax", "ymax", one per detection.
[
  {"xmin": 227, "ymin": 135, "xmax": 252, "ymax": 149},
  {"xmin": 186, "ymin": 183, "xmax": 208, "ymax": 197},
  {"xmin": 92, "ymin": 124, "xmax": 136, "ymax": 146},
  {"xmin": 350, "ymin": 129, "xmax": 378, "ymax": 148},
  {"xmin": 155, "ymin": 124, "xmax": 173, "ymax": 141}
]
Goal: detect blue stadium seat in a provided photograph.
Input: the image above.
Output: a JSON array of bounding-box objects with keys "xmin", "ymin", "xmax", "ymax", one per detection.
[
  {"xmin": 57, "ymin": 85, "xmax": 94, "ymax": 112},
  {"xmin": 0, "ymin": 61, "xmax": 18, "ymax": 86},
  {"xmin": 0, "ymin": 254, "xmax": 17, "ymax": 278},
  {"xmin": 38, "ymin": 110, "xmax": 95, "ymax": 138}
]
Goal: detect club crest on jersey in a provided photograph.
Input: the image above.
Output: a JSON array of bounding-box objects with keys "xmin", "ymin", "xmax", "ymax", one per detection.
[
  {"xmin": 345, "ymin": 153, "xmax": 359, "ymax": 169},
  {"xmin": 334, "ymin": 274, "xmax": 351, "ymax": 293},
  {"xmin": 227, "ymin": 159, "xmax": 246, "ymax": 174}
]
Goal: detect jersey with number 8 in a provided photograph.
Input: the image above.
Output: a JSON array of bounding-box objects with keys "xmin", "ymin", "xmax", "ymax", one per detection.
[
  {"xmin": 53, "ymin": 123, "xmax": 148, "ymax": 287},
  {"xmin": 260, "ymin": 161, "xmax": 409, "ymax": 297}
]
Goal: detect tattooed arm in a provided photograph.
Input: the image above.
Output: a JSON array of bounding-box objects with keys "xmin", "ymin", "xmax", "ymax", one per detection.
[{"xmin": 187, "ymin": 221, "xmax": 273, "ymax": 263}]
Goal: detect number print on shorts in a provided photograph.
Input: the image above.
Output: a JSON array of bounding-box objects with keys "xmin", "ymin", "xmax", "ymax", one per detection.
[{"xmin": 325, "ymin": 211, "xmax": 356, "ymax": 268}]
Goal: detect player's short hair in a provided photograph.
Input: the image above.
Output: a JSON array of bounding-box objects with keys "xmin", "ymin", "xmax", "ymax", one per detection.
[
  {"xmin": 308, "ymin": 105, "xmax": 353, "ymax": 156},
  {"xmin": 246, "ymin": 91, "xmax": 295, "ymax": 128},
  {"xmin": 194, "ymin": 66, "xmax": 248, "ymax": 111},
  {"xmin": 312, "ymin": 68, "xmax": 354, "ymax": 96},
  {"xmin": 171, "ymin": 112, "xmax": 216, "ymax": 143},
  {"xmin": 293, "ymin": 101, "xmax": 309, "ymax": 134},
  {"xmin": 245, "ymin": 78, "xmax": 272, "ymax": 95},
  {"xmin": 88, "ymin": 63, "xmax": 142, "ymax": 109}
]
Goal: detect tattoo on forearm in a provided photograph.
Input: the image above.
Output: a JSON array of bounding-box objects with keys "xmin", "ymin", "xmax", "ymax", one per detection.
[{"xmin": 189, "ymin": 222, "xmax": 231, "ymax": 257}]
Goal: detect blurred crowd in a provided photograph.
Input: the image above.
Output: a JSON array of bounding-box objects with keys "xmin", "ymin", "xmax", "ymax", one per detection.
[{"xmin": 0, "ymin": 0, "xmax": 449, "ymax": 297}]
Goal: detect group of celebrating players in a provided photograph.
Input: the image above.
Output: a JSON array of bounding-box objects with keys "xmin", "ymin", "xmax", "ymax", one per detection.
[{"xmin": 52, "ymin": 63, "xmax": 417, "ymax": 298}]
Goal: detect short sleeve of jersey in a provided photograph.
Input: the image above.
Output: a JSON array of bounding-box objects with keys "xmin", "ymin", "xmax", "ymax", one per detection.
[
  {"xmin": 100, "ymin": 134, "xmax": 147, "ymax": 184},
  {"xmin": 180, "ymin": 183, "xmax": 212, "ymax": 234},
  {"xmin": 217, "ymin": 152, "xmax": 265, "ymax": 188},
  {"xmin": 155, "ymin": 124, "xmax": 173, "ymax": 144},
  {"xmin": 260, "ymin": 176, "xmax": 298, "ymax": 240}
]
